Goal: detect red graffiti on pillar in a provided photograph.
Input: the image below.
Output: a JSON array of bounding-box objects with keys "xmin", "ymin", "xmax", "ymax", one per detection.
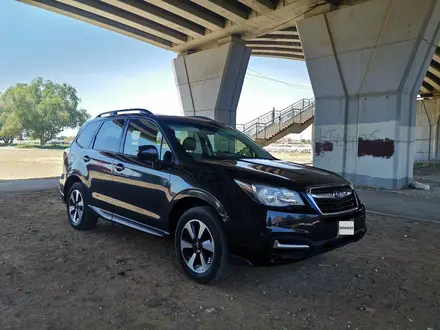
[
  {"xmin": 358, "ymin": 138, "xmax": 395, "ymax": 158},
  {"xmin": 315, "ymin": 141, "xmax": 333, "ymax": 156}
]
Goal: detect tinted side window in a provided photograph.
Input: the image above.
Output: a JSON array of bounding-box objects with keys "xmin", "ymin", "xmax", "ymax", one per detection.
[
  {"xmin": 123, "ymin": 119, "xmax": 161, "ymax": 156},
  {"xmin": 76, "ymin": 121, "xmax": 101, "ymax": 148},
  {"xmin": 93, "ymin": 119, "xmax": 125, "ymax": 152}
]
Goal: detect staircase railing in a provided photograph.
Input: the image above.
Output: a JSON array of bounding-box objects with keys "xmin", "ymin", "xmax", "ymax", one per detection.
[{"xmin": 237, "ymin": 98, "xmax": 315, "ymax": 140}]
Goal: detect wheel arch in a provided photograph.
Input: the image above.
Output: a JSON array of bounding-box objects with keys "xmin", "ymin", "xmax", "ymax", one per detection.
[
  {"xmin": 63, "ymin": 175, "xmax": 83, "ymax": 202},
  {"xmin": 167, "ymin": 189, "xmax": 230, "ymax": 235}
]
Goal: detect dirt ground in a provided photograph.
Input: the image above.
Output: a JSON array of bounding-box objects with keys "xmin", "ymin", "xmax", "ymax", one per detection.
[
  {"xmin": 1, "ymin": 191, "xmax": 440, "ymax": 330},
  {"xmin": 0, "ymin": 147, "xmax": 63, "ymax": 180}
]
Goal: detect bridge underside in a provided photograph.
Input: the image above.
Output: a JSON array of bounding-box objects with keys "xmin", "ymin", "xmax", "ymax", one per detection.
[
  {"xmin": 19, "ymin": 0, "xmax": 440, "ymax": 189},
  {"xmin": 19, "ymin": 0, "xmax": 440, "ymax": 97},
  {"xmin": 19, "ymin": 0, "xmax": 313, "ymax": 59}
]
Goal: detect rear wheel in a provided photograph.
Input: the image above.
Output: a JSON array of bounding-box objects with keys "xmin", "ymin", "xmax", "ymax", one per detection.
[
  {"xmin": 67, "ymin": 182, "xmax": 98, "ymax": 230},
  {"xmin": 175, "ymin": 206, "xmax": 232, "ymax": 284}
]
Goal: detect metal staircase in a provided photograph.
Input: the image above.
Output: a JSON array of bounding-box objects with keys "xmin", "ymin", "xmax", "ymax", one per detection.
[{"xmin": 237, "ymin": 98, "xmax": 315, "ymax": 146}]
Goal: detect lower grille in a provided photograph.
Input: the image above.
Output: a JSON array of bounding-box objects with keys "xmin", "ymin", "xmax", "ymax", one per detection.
[{"xmin": 309, "ymin": 185, "xmax": 358, "ymax": 215}]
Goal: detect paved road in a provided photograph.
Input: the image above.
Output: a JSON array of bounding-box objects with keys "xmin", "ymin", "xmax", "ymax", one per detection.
[
  {"xmin": 358, "ymin": 189, "xmax": 440, "ymax": 222},
  {"xmin": 0, "ymin": 178, "xmax": 58, "ymax": 194}
]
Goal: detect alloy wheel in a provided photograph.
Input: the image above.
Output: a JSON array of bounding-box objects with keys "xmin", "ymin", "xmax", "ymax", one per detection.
[
  {"xmin": 180, "ymin": 219, "xmax": 215, "ymax": 273},
  {"xmin": 69, "ymin": 189, "xmax": 84, "ymax": 225}
]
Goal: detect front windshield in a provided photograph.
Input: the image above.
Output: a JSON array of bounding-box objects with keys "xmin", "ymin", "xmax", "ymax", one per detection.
[{"xmin": 161, "ymin": 120, "xmax": 274, "ymax": 160}]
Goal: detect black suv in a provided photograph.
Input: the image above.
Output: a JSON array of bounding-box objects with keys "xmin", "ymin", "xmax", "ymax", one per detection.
[{"xmin": 60, "ymin": 109, "xmax": 366, "ymax": 283}]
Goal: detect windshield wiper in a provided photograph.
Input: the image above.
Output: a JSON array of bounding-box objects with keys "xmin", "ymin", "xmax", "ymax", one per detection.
[
  {"xmin": 215, "ymin": 151, "xmax": 243, "ymax": 156},
  {"xmin": 189, "ymin": 153, "xmax": 211, "ymax": 160}
]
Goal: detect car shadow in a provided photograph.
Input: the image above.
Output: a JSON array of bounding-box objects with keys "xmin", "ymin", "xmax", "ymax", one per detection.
[{"xmin": 89, "ymin": 218, "xmax": 346, "ymax": 293}]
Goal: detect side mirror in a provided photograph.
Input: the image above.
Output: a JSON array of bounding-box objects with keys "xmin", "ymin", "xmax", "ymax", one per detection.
[{"xmin": 137, "ymin": 145, "xmax": 159, "ymax": 162}]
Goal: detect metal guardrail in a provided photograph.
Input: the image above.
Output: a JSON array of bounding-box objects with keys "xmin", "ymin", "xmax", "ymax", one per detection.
[{"xmin": 237, "ymin": 98, "xmax": 315, "ymax": 140}]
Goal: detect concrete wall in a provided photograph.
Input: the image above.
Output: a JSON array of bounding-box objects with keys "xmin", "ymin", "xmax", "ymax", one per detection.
[
  {"xmin": 298, "ymin": 0, "xmax": 440, "ymax": 188},
  {"xmin": 415, "ymin": 98, "xmax": 440, "ymax": 161}
]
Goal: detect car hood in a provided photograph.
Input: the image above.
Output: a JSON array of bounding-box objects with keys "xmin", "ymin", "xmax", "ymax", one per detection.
[{"xmin": 200, "ymin": 158, "xmax": 347, "ymax": 188}]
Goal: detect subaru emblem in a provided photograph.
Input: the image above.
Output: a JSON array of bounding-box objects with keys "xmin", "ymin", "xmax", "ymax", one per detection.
[{"xmin": 332, "ymin": 190, "xmax": 344, "ymax": 199}]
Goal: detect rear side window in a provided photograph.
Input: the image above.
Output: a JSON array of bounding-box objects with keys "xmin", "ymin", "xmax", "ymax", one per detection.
[
  {"xmin": 76, "ymin": 121, "xmax": 101, "ymax": 148},
  {"xmin": 123, "ymin": 119, "xmax": 161, "ymax": 156},
  {"xmin": 93, "ymin": 119, "xmax": 125, "ymax": 153}
]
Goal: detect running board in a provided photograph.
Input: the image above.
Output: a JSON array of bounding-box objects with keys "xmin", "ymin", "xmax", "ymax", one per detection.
[{"xmin": 89, "ymin": 205, "xmax": 168, "ymax": 238}]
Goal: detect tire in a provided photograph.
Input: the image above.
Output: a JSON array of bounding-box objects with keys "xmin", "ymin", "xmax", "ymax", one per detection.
[
  {"xmin": 66, "ymin": 182, "xmax": 98, "ymax": 230},
  {"xmin": 175, "ymin": 206, "xmax": 232, "ymax": 284}
]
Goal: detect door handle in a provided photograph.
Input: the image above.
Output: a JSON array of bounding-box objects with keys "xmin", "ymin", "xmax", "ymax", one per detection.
[
  {"xmin": 114, "ymin": 163, "xmax": 125, "ymax": 172},
  {"xmin": 82, "ymin": 155, "xmax": 90, "ymax": 162}
]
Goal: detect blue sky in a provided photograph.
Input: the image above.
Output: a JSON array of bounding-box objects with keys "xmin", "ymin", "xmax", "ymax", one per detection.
[{"xmin": 0, "ymin": 1, "xmax": 313, "ymax": 136}]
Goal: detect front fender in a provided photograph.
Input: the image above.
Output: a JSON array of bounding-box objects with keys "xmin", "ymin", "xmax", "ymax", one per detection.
[{"xmin": 168, "ymin": 189, "xmax": 231, "ymax": 225}]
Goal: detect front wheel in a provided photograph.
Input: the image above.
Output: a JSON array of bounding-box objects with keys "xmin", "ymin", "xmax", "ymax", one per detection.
[{"xmin": 175, "ymin": 206, "xmax": 232, "ymax": 284}]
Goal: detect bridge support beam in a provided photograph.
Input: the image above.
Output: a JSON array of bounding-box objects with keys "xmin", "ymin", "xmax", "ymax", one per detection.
[
  {"xmin": 298, "ymin": 0, "xmax": 440, "ymax": 189},
  {"xmin": 173, "ymin": 37, "xmax": 251, "ymax": 127},
  {"xmin": 415, "ymin": 98, "xmax": 440, "ymax": 161}
]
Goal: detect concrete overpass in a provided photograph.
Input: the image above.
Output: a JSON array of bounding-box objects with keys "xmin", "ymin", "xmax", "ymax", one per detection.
[
  {"xmin": 18, "ymin": 0, "xmax": 440, "ymax": 189},
  {"xmin": 19, "ymin": 0, "xmax": 328, "ymax": 58},
  {"xmin": 18, "ymin": 0, "xmax": 440, "ymax": 97}
]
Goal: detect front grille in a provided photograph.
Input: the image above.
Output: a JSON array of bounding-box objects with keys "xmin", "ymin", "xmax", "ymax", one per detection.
[{"xmin": 309, "ymin": 185, "xmax": 358, "ymax": 215}]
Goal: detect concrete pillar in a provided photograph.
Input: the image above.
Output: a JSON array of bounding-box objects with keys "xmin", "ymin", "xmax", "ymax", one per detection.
[
  {"xmin": 415, "ymin": 98, "xmax": 440, "ymax": 161},
  {"xmin": 172, "ymin": 37, "xmax": 251, "ymax": 127},
  {"xmin": 297, "ymin": 0, "xmax": 440, "ymax": 189}
]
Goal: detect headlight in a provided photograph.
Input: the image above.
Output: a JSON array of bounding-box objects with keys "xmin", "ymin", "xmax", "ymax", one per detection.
[{"xmin": 234, "ymin": 179, "xmax": 304, "ymax": 207}]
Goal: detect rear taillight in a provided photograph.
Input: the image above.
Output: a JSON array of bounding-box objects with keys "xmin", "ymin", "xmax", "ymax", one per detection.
[
  {"xmin": 62, "ymin": 148, "xmax": 70, "ymax": 172},
  {"xmin": 63, "ymin": 147, "xmax": 70, "ymax": 159}
]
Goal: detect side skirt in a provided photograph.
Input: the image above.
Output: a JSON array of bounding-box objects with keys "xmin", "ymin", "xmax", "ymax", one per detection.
[{"xmin": 89, "ymin": 205, "xmax": 168, "ymax": 238}]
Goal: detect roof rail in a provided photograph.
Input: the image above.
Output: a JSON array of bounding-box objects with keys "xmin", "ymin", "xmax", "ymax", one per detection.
[
  {"xmin": 96, "ymin": 108, "xmax": 153, "ymax": 118},
  {"xmin": 191, "ymin": 116, "xmax": 214, "ymax": 121}
]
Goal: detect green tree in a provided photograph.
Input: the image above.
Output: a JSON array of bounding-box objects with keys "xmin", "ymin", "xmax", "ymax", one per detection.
[
  {"xmin": 0, "ymin": 92, "xmax": 22, "ymax": 144},
  {"xmin": 2, "ymin": 78, "xmax": 89, "ymax": 146},
  {"xmin": 0, "ymin": 112, "xmax": 22, "ymax": 144}
]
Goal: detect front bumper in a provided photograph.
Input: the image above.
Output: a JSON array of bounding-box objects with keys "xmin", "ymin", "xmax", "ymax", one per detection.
[
  {"xmin": 246, "ymin": 204, "xmax": 367, "ymax": 264},
  {"xmin": 268, "ymin": 227, "xmax": 366, "ymax": 263}
]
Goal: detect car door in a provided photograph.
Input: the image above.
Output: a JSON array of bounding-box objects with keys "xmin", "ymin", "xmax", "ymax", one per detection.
[
  {"xmin": 111, "ymin": 118, "xmax": 171, "ymax": 231},
  {"xmin": 87, "ymin": 118, "xmax": 126, "ymax": 215}
]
